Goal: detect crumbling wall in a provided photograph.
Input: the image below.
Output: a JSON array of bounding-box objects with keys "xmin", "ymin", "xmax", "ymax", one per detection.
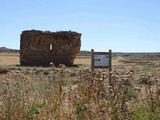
[{"xmin": 20, "ymin": 30, "xmax": 81, "ymax": 66}]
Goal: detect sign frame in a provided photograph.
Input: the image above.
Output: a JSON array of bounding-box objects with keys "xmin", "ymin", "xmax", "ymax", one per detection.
[{"xmin": 91, "ymin": 49, "xmax": 112, "ymax": 85}]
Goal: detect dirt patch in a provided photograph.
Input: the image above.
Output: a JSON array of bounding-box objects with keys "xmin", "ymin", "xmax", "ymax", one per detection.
[{"xmin": 0, "ymin": 53, "xmax": 19, "ymax": 66}]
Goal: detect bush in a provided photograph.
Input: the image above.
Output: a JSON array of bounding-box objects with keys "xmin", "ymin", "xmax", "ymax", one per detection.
[{"xmin": 0, "ymin": 67, "xmax": 9, "ymax": 74}]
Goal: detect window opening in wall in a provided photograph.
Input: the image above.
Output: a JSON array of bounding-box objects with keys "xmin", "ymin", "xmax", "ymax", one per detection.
[{"xmin": 50, "ymin": 44, "xmax": 53, "ymax": 50}]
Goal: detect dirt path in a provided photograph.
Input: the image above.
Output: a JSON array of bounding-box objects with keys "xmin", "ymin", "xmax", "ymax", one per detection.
[{"xmin": 112, "ymin": 56, "xmax": 124, "ymax": 65}]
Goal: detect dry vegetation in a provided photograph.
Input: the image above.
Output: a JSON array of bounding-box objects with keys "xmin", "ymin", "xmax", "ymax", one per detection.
[{"xmin": 0, "ymin": 53, "xmax": 160, "ymax": 120}]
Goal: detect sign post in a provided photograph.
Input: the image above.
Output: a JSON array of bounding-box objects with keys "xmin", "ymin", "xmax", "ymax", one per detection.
[{"xmin": 91, "ymin": 49, "xmax": 112, "ymax": 85}]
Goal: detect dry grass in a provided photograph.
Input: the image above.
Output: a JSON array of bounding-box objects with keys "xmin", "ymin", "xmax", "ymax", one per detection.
[
  {"xmin": 0, "ymin": 53, "xmax": 19, "ymax": 66},
  {"xmin": 0, "ymin": 53, "xmax": 160, "ymax": 119},
  {"xmin": 0, "ymin": 53, "xmax": 123, "ymax": 66}
]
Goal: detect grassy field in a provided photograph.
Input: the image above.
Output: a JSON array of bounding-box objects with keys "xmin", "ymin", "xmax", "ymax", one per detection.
[
  {"xmin": 0, "ymin": 53, "xmax": 160, "ymax": 120},
  {"xmin": 0, "ymin": 53, "xmax": 19, "ymax": 66},
  {"xmin": 0, "ymin": 53, "xmax": 123, "ymax": 66}
]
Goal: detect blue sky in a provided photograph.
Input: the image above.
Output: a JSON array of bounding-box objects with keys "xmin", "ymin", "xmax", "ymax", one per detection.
[{"xmin": 0, "ymin": 0, "xmax": 160, "ymax": 52}]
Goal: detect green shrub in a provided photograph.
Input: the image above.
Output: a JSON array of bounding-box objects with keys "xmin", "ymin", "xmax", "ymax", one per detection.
[{"xmin": 0, "ymin": 67, "xmax": 9, "ymax": 74}]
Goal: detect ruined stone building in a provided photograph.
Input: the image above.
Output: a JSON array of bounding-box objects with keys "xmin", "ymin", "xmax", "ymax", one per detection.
[{"xmin": 20, "ymin": 30, "xmax": 81, "ymax": 66}]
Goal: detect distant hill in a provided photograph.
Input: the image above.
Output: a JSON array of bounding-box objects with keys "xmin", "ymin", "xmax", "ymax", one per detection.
[
  {"xmin": 78, "ymin": 51, "xmax": 160, "ymax": 56},
  {"xmin": 0, "ymin": 47, "xmax": 19, "ymax": 53},
  {"xmin": 113, "ymin": 52, "xmax": 160, "ymax": 56},
  {"xmin": 78, "ymin": 50, "xmax": 91, "ymax": 56}
]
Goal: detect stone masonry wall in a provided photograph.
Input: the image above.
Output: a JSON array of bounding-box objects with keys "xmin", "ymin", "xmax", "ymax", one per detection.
[{"xmin": 20, "ymin": 30, "xmax": 81, "ymax": 66}]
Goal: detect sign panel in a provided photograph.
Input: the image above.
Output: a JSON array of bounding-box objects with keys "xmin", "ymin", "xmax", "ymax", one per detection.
[{"xmin": 94, "ymin": 55, "xmax": 109, "ymax": 67}]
